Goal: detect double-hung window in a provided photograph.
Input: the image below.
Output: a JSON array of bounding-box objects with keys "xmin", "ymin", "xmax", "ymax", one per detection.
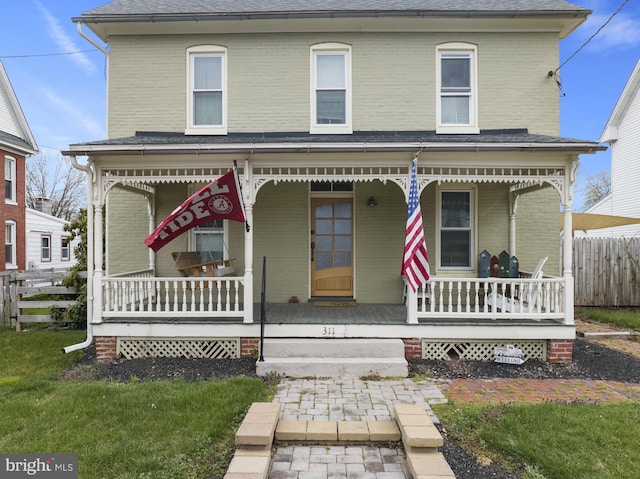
[
  {"xmin": 436, "ymin": 43, "xmax": 479, "ymax": 134},
  {"xmin": 186, "ymin": 46, "xmax": 227, "ymax": 135},
  {"xmin": 438, "ymin": 189, "xmax": 475, "ymax": 270},
  {"xmin": 311, "ymin": 43, "xmax": 352, "ymax": 134},
  {"xmin": 5, "ymin": 221, "xmax": 16, "ymax": 268},
  {"xmin": 192, "ymin": 219, "xmax": 225, "ymax": 262},
  {"xmin": 41, "ymin": 235, "xmax": 51, "ymax": 262},
  {"xmin": 5, "ymin": 156, "xmax": 16, "ymax": 203},
  {"xmin": 61, "ymin": 237, "xmax": 70, "ymax": 261}
]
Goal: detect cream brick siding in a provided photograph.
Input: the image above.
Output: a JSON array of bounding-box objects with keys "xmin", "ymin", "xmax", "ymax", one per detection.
[
  {"xmin": 355, "ymin": 181, "xmax": 406, "ymax": 303},
  {"xmin": 108, "ymin": 32, "xmax": 559, "ymax": 138},
  {"xmin": 252, "ymin": 181, "xmax": 309, "ymax": 302},
  {"xmin": 106, "ymin": 189, "xmax": 151, "ymax": 274},
  {"xmin": 516, "ymin": 187, "xmax": 561, "ymax": 276},
  {"xmin": 477, "ymin": 183, "xmax": 511, "ymax": 257}
]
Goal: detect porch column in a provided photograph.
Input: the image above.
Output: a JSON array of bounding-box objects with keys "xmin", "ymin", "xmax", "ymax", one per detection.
[
  {"xmin": 92, "ymin": 203, "xmax": 104, "ymax": 324},
  {"xmin": 243, "ymin": 203, "xmax": 254, "ymax": 323},
  {"xmin": 509, "ymin": 193, "xmax": 519, "ymax": 257},
  {"xmin": 562, "ymin": 205, "xmax": 574, "ymax": 325},
  {"xmin": 406, "ymin": 289, "xmax": 418, "ymax": 324},
  {"xmin": 146, "ymin": 199, "xmax": 155, "ymax": 272}
]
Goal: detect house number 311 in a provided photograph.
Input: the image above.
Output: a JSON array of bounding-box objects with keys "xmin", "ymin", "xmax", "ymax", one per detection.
[{"xmin": 322, "ymin": 327, "xmax": 336, "ymax": 336}]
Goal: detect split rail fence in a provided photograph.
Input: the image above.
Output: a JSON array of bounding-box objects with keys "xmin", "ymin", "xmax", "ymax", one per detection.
[{"xmin": 0, "ymin": 269, "xmax": 81, "ymax": 330}]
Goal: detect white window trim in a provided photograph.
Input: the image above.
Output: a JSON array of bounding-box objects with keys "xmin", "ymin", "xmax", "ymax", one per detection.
[
  {"xmin": 310, "ymin": 43, "xmax": 353, "ymax": 134},
  {"xmin": 436, "ymin": 43, "xmax": 479, "ymax": 135},
  {"xmin": 61, "ymin": 237, "xmax": 71, "ymax": 262},
  {"xmin": 187, "ymin": 184, "xmax": 230, "ymax": 259},
  {"xmin": 185, "ymin": 45, "xmax": 228, "ymax": 135},
  {"xmin": 41, "ymin": 234, "xmax": 52, "ymax": 262},
  {"xmin": 5, "ymin": 155, "xmax": 17, "ymax": 205},
  {"xmin": 436, "ymin": 185, "xmax": 477, "ymax": 273},
  {"xmin": 5, "ymin": 220, "xmax": 17, "ymax": 269}
]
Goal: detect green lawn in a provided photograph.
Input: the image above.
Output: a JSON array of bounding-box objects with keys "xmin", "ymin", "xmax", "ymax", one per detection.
[
  {"xmin": 577, "ymin": 307, "xmax": 640, "ymax": 332},
  {"xmin": 434, "ymin": 400, "xmax": 640, "ymax": 479},
  {"xmin": 0, "ymin": 328, "xmax": 268, "ymax": 479}
]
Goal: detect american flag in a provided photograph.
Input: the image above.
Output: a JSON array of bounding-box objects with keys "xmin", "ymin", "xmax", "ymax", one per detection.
[{"xmin": 402, "ymin": 158, "xmax": 430, "ymax": 292}]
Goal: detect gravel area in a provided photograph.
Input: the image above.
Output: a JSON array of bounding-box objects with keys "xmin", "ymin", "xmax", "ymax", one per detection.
[{"xmin": 62, "ymin": 336, "xmax": 640, "ymax": 479}]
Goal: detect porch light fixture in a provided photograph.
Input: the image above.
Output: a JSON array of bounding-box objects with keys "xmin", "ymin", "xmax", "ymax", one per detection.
[{"xmin": 367, "ymin": 196, "xmax": 378, "ymax": 207}]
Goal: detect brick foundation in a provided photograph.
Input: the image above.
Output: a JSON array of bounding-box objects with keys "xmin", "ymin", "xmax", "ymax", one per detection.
[
  {"xmin": 548, "ymin": 339, "xmax": 573, "ymax": 363},
  {"xmin": 95, "ymin": 336, "xmax": 118, "ymax": 361},
  {"xmin": 402, "ymin": 338, "xmax": 422, "ymax": 359},
  {"xmin": 241, "ymin": 337, "xmax": 260, "ymax": 358}
]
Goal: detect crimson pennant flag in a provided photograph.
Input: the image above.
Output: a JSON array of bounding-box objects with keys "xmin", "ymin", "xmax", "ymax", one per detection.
[
  {"xmin": 144, "ymin": 168, "xmax": 247, "ymax": 252},
  {"xmin": 402, "ymin": 158, "xmax": 430, "ymax": 292}
]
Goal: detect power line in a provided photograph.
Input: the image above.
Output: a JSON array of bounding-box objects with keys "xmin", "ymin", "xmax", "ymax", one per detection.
[
  {"xmin": 0, "ymin": 49, "xmax": 99, "ymax": 59},
  {"xmin": 549, "ymin": 0, "xmax": 631, "ymax": 95},
  {"xmin": 556, "ymin": 0, "xmax": 630, "ymax": 74}
]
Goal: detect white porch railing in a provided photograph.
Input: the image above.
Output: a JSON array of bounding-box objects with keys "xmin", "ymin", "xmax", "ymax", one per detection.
[
  {"xmin": 414, "ymin": 276, "xmax": 566, "ymax": 321},
  {"xmin": 102, "ymin": 276, "xmax": 245, "ymax": 318}
]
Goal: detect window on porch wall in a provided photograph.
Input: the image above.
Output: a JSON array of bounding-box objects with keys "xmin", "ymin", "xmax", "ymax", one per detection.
[
  {"xmin": 438, "ymin": 189, "xmax": 475, "ymax": 270},
  {"xmin": 192, "ymin": 219, "xmax": 226, "ymax": 262}
]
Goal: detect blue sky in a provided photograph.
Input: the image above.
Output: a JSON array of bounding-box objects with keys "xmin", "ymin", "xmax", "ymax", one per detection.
[{"xmin": 1, "ymin": 0, "xmax": 638, "ymax": 211}]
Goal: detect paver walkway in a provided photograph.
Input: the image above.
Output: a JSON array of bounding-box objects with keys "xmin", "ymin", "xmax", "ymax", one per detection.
[
  {"xmin": 269, "ymin": 378, "xmax": 447, "ymax": 479},
  {"xmin": 266, "ymin": 374, "xmax": 640, "ymax": 478}
]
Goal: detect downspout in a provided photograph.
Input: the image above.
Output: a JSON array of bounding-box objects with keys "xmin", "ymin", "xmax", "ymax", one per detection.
[
  {"xmin": 76, "ymin": 22, "xmax": 108, "ymax": 55},
  {"xmin": 62, "ymin": 156, "xmax": 95, "ymax": 354}
]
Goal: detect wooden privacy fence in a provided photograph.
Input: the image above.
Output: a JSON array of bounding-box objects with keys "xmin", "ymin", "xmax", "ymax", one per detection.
[
  {"xmin": 0, "ymin": 269, "xmax": 81, "ymax": 330},
  {"xmin": 573, "ymin": 237, "xmax": 640, "ymax": 307}
]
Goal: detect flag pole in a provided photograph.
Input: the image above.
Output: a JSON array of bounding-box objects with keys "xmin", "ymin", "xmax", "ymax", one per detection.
[{"xmin": 233, "ymin": 159, "xmax": 250, "ymax": 232}]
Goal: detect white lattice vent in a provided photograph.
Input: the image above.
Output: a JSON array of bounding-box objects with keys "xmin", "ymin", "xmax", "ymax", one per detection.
[
  {"xmin": 421, "ymin": 340, "xmax": 546, "ymax": 361},
  {"xmin": 117, "ymin": 338, "xmax": 240, "ymax": 359}
]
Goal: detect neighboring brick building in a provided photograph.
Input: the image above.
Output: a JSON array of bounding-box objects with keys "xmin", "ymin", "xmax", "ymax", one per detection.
[{"xmin": 0, "ymin": 60, "xmax": 38, "ymax": 272}]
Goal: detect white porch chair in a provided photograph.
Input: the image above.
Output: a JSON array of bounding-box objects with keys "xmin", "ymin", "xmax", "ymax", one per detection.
[{"xmin": 486, "ymin": 256, "xmax": 548, "ymax": 313}]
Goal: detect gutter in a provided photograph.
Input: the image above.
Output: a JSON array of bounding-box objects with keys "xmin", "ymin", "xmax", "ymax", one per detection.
[
  {"xmin": 61, "ymin": 156, "xmax": 95, "ymax": 355},
  {"xmin": 63, "ymin": 141, "xmax": 605, "ymax": 157},
  {"xmin": 77, "ymin": 22, "xmax": 108, "ymax": 55}
]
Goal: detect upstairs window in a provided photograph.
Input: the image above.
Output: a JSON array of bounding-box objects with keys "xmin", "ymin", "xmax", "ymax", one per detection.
[
  {"xmin": 5, "ymin": 221, "xmax": 16, "ymax": 268},
  {"xmin": 437, "ymin": 43, "xmax": 479, "ymax": 134},
  {"xmin": 186, "ymin": 46, "xmax": 227, "ymax": 135},
  {"xmin": 311, "ymin": 43, "xmax": 352, "ymax": 134},
  {"xmin": 5, "ymin": 156, "xmax": 16, "ymax": 203}
]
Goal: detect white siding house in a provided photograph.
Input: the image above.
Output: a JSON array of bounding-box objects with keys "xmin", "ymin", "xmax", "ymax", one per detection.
[
  {"xmin": 25, "ymin": 208, "xmax": 77, "ymax": 270},
  {"xmin": 585, "ymin": 58, "xmax": 640, "ymax": 237}
]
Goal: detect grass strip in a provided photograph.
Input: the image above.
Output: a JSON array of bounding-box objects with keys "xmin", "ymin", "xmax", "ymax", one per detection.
[{"xmin": 434, "ymin": 401, "xmax": 640, "ymax": 479}]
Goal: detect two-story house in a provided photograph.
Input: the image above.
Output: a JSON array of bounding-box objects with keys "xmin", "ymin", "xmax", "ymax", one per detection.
[
  {"xmin": 583, "ymin": 57, "xmax": 640, "ymax": 237},
  {"xmin": 63, "ymin": 1, "xmax": 603, "ymax": 370},
  {"xmin": 0, "ymin": 60, "xmax": 38, "ymax": 272}
]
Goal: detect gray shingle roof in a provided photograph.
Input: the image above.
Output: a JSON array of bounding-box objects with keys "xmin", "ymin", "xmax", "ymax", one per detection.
[
  {"xmin": 79, "ymin": 0, "xmax": 589, "ymax": 19},
  {"xmin": 65, "ymin": 129, "xmax": 603, "ymax": 155}
]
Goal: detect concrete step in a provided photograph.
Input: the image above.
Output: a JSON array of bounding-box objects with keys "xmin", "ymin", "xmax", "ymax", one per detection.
[
  {"xmin": 260, "ymin": 338, "xmax": 405, "ymax": 359},
  {"xmin": 256, "ymin": 338, "xmax": 408, "ymax": 378}
]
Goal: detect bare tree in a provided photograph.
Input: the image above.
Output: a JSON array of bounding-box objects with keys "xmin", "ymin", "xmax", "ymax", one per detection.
[
  {"xmin": 581, "ymin": 170, "xmax": 611, "ymax": 211},
  {"xmin": 26, "ymin": 154, "xmax": 86, "ymax": 221}
]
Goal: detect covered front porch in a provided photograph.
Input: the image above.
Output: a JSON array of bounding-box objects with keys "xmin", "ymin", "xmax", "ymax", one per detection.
[
  {"xmin": 63, "ymin": 130, "xmax": 604, "ymax": 360},
  {"xmin": 100, "ymin": 273, "xmax": 567, "ymax": 324}
]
